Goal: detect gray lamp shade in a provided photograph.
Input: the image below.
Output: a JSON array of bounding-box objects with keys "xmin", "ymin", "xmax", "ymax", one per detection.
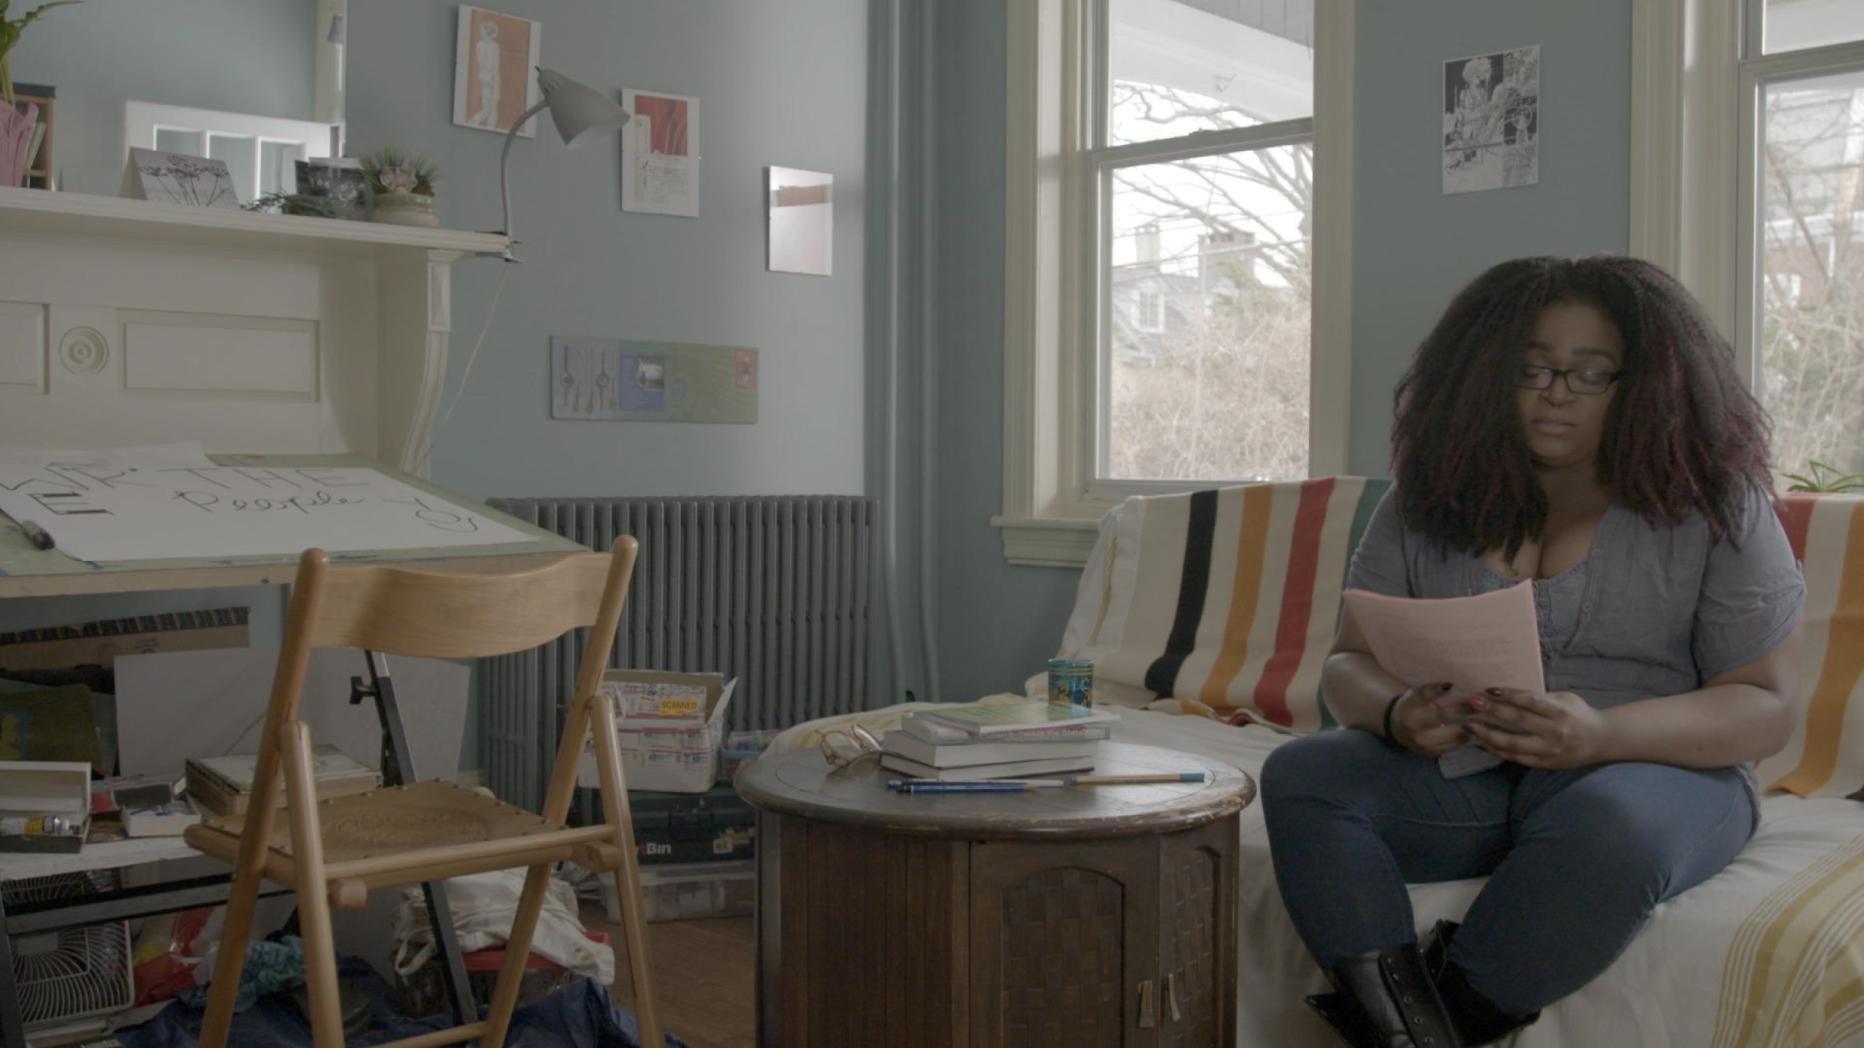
[{"xmin": 536, "ymin": 68, "xmax": 630, "ymax": 148}]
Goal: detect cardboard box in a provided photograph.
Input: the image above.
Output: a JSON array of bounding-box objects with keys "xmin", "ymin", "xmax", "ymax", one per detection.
[
  {"xmin": 578, "ymin": 670, "xmax": 737, "ymax": 794},
  {"xmin": 0, "ymin": 760, "xmax": 92, "ymax": 853},
  {"xmin": 580, "ymin": 784, "xmax": 756, "ymax": 865}
]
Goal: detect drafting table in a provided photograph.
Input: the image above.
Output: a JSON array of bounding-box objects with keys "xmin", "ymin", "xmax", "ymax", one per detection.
[{"xmin": 0, "ymin": 453, "xmax": 585, "ymax": 1045}]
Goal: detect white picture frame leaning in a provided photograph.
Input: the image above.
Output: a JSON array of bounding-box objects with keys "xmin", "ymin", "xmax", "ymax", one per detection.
[
  {"xmin": 453, "ymin": 5, "xmax": 543, "ymax": 138},
  {"xmin": 621, "ymin": 88, "xmax": 700, "ymax": 217},
  {"xmin": 767, "ymin": 166, "xmax": 832, "ymax": 276}
]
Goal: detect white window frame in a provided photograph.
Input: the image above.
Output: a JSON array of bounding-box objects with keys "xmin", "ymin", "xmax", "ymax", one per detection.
[
  {"xmin": 994, "ymin": 0, "xmax": 1354, "ymax": 567},
  {"xmin": 1630, "ymin": 0, "xmax": 1864, "ymax": 385}
]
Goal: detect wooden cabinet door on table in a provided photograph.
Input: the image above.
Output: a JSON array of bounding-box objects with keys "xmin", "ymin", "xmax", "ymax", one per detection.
[
  {"xmin": 969, "ymin": 837, "xmax": 1160, "ymax": 1047},
  {"xmin": 1155, "ymin": 817, "xmax": 1238, "ymax": 1048}
]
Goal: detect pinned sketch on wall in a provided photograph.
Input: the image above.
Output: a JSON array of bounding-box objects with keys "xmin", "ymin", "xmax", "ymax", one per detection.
[
  {"xmin": 622, "ymin": 89, "xmax": 699, "ymax": 217},
  {"xmin": 453, "ymin": 5, "xmax": 543, "ymax": 137},
  {"xmin": 551, "ymin": 337, "xmax": 756, "ymax": 423},
  {"xmin": 0, "ymin": 444, "xmax": 530, "ymax": 562},
  {"xmin": 1442, "ymin": 45, "xmax": 1538, "ymax": 195},
  {"xmin": 120, "ymin": 147, "xmax": 241, "ymax": 208},
  {"xmin": 767, "ymin": 167, "xmax": 832, "ymax": 276}
]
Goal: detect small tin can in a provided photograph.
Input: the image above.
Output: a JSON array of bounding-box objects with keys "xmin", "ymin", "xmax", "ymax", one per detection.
[
  {"xmin": 0, "ymin": 814, "xmax": 68, "ymax": 838},
  {"xmin": 1047, "ymin": 658, "xmax": 1094, "ymax": 707}
]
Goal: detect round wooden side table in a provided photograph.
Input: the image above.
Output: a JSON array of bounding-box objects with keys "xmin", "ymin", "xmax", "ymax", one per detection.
[{"xmin": 736, "ymin": 740, "xmax": 1255, "ymax": 1047}]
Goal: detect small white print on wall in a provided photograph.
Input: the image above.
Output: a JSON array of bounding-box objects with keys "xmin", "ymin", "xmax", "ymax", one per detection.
[{"xmin": 1442, "ymin": 45, "xmax": 1539, "ymax": 195}]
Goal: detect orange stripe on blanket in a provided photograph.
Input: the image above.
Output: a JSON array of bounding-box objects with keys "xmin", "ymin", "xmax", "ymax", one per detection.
[
  {"xmin": 1772, "ymin": 504, "xmax": 1864, "ymax": 796},
  {"xmin": 1200, "ymin": 485, "xmax": 1273, "ymax": 706},
  {"xmin": 1254, "ymin": 478, "xmax": 1337, "ymax": 725}
]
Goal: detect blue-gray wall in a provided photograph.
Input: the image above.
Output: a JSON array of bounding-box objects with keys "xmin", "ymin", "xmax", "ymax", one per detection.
[
  {"xmin": 1346, "ymin": 0, "xmax": 1632, "ymax": 475},
  {"xmin": 9, "ymin": 0, "xmax": 316, "ymax": 196},
  {"xmin": 347, "ymin": 0, "xmax": 868, "ymax": 501},
  {"xmin": 928, "ymin": 0, "xmax": 1636, "ymax": 703},
  {"xmin": 932, "ymin": 0, "xmax": 1082, "ymax": 706}
]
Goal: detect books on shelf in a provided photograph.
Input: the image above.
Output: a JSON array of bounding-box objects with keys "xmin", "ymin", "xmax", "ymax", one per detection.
[
  {"xmin": 185, "ymin": 744, "xmax": 378, "ymax": 817},
  {"xmin": 882, "ymin": 729, "xmax": 1098, "ymax": 769},
  {"xmin": 913, "ymin": 701, "xmax": 1118, "ymax": 737},
  {"xmin": 879, "ymin": 752, "xmax": 1097, "ymax": 782}
]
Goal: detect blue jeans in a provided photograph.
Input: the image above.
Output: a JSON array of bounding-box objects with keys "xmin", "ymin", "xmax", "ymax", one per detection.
[{"xmin": 1260, "ymin": 729, "xmax": 1756, "ymax": 1016}]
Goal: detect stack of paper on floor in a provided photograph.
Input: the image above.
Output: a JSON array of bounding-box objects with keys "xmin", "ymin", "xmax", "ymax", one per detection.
[
  {"xmin": 879, "ymin": 702, "xmax": 1117, "ymax": 780},
  {"xmin": 186, "ymin": 744, "xmax": 379, "ymax": 816}
]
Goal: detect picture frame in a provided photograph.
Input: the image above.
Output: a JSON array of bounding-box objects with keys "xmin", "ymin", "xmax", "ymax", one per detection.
[
  {"xmin": 621, "ymin": 88, "xmax": 700, "ymax": 217},
  {"xmin": 1442, "ymin": 45, "xmax": 1540, "ymax": 195},
  {"xmin": 294, "ymin": 157, "xmax": 371, "ymax": 220},
  {"xmin": 767, "ymin": 166, "xmax": 833, "ymax": 276},
  {"xmin": 11, "ymin": 81, "xmax": 55, "ymax": 190},
  {"xmin": 453, "ymin": 5, "xmax": 543, "ymax": 138},
  {"xmin": 120, "ymin": 147, "xmax": 241, "ymax": 209}
]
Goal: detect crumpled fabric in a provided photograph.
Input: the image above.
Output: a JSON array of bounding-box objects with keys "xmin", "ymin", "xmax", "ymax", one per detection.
[
  {"xmin": 178, "ymin": 935, "xmax": 305, "ymax": 1013},
  {"xmin": 392, "ymin": 870, "xmax": 613, "ymax": 985}
]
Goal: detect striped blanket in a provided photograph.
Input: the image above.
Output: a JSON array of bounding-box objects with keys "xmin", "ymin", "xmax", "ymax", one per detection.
[
  {"xmin": 1051, "ymin": 477, "xmax": 1388, "ymax": 728},
  {"xmin": 1760, "ymin": 494, "xmax": 1864, "ymax": 798}
]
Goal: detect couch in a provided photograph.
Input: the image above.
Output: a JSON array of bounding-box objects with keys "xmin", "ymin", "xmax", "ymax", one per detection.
[
  {"xmin": 1032, "ymin": 477, "xmax": 1864, "ymax": 1047},
  {"xmin": 770, "ymin": 477, "xmax": 1864, "ymax": 1045}
]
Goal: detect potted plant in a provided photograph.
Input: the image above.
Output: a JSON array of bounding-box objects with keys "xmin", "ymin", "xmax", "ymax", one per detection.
[
  {"xmin": 0, "ymin": 0, "xmax": 75, "ymax": 187},
  {"xmin": 1784, "ymin": 460, "xmax": 1864, "ymax": 494},
  {"xmin": 359, "ymin": 146, "xmax": 440, "ymax": 227},
  {"xmin": 0, "ymin": 0, "xmax": 76, "ymax": 104}
]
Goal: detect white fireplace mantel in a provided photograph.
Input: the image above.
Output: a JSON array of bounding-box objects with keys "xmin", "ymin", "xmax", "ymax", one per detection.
[{"xmin": 0, "ymin": 186, "xmax": 508, "ymax": 476}]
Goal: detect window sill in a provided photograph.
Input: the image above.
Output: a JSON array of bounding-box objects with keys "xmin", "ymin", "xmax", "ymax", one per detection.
[{"xmin": 989, "ymin": 515, "xmax": 1102, "ymax": 568}]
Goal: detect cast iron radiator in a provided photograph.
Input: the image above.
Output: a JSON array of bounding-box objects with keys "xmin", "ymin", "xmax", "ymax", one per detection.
[{"xmin": 480, "ymin": 495, "xmax": 879, "ymax": 809}]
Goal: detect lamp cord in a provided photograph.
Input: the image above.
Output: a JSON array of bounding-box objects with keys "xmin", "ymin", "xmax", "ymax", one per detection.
[{"xmin": 438, "ymin": 261, "xmax": 511, "ymax": 431}]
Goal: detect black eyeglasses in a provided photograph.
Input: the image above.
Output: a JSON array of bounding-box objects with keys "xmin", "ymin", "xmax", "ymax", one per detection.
[{"xmin": 1513, "ymin": 364, "xmax": 1621, "ymax": 396}]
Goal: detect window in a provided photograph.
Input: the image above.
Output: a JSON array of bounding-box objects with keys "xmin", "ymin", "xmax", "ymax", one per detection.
[
  {"xmin": 1741, "ymin": 2, "xmax": 1864, "ymax": 480},
  {"xmin": 1631, "ymin": 0, "xmax": 1864, "ymax": 483},
  {"xmin": 997, "ymin": 0, "xmax": 1352, "ymax": 565}
]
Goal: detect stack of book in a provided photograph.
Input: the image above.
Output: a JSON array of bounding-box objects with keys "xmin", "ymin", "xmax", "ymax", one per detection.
[
  {"xmin": 879, "ymin": 702, "xmax": 1118, "ymax": 781},
  {"xmin": 185, "ymin": 744, "xmax": 379, "ymax": 817}
]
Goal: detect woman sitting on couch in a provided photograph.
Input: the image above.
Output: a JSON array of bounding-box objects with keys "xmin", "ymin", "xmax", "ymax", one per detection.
[{"xmin": 1261, "ymin": 255, "xmax": 1805, "ymax": 1048}]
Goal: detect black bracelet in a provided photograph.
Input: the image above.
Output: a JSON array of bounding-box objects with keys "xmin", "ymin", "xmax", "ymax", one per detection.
[{"xmin": 1381, "ymin": 692, "xmax": 1406, "ymax": 742}]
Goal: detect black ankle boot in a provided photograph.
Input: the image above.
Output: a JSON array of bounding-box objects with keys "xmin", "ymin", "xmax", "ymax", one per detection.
[
  {"xmin": 1421, "ymin": 921, "xmax": 1540, "ymax": 1047},
  {"xmin": 1305, "ymin": 943, "xmax": 1460, "ymax": 1048}
]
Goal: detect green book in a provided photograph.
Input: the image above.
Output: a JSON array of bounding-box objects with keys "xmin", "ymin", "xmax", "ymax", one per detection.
[{"xmin": 916, "ymin": 701, "xmax": 1118, "ymax": 737}]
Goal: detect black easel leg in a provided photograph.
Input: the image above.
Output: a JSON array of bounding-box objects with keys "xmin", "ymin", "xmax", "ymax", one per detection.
[{"xmin": 358, "ymin": 651, "xmax": 477, "ymax": 1026}]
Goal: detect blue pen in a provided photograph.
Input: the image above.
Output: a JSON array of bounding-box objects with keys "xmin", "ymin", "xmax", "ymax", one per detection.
[{"xmin": 886, "ymin": 779, "xmax": 1040, "ymax": 794}]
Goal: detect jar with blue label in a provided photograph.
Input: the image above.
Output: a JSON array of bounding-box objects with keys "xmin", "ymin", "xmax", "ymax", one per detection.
[{"xmin": 1047, "ymin": 658, "xmax": 1094, "ymax": 707}]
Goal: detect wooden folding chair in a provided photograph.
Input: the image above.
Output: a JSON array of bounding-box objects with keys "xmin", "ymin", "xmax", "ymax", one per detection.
[{"xmin": 181, "ymin": 541, "xmax": 660, "ymax": 1048}]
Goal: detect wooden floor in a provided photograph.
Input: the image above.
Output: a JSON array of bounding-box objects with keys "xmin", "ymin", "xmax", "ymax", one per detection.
[{"xmin": 586, "ymin": 910, "xmax": 757, "ymax": 1048}]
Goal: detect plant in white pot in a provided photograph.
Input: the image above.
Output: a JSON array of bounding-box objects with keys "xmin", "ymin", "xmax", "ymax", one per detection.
[{"xmin": 360, "ymin": 146, "xmax": 439, "ymax": 227}]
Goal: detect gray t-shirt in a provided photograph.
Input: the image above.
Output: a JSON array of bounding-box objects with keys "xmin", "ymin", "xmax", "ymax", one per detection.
[{"xmin": 1346, "ymin": 484, "xmax": 1805, "ymax": 792}]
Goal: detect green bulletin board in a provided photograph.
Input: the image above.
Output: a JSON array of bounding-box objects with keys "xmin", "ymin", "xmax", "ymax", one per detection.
[{"xmin": 550, "ymin": 337, "xmax": 758, "ymax": 424}]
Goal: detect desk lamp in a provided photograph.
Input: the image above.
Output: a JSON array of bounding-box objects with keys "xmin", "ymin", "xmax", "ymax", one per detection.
[
  {"xmin": 494, "ymin": 67, "xmax": 631, "ymax": 262},
  {"xmin": 432, "ymin": 67, "xmax": 630, "ymax": 470}
]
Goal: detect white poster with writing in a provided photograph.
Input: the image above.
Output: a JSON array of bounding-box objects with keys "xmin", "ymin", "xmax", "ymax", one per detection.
[{"xmin": 0, "ymin": 447, "xmax": 530, "ymax": 562}]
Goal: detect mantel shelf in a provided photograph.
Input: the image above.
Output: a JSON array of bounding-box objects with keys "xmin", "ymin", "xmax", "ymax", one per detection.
[{"xmin": 0, "ymin": 185, "xmax": 508, "ymax": 260}]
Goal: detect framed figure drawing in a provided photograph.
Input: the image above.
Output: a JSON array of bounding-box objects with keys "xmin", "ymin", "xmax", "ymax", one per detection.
[
  {"xmin": 454, "ymin": 6, "xmax": 543, "ymax": 137},
  {"xmin": 621, "ymin": 89, "xmax": 699, "ymax": 217},
  {"xmin": 1442, "ymin": 45, "xmax": 1539, "ymax": 194}
]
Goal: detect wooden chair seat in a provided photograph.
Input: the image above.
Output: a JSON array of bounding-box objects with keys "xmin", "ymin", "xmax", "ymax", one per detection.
[{"xmin": 183, "ymin": 781, "xmax": 617, "ymax": 891}]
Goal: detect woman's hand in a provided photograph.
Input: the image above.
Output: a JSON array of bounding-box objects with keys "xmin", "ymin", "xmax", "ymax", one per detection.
[
  {"xmin": 1464, "ymin": 687, "xmax": 1610, "ymax": 769},
  {"xmin": 1388, "ymin": 682, "xmax": 1470, "ymax": 758}
]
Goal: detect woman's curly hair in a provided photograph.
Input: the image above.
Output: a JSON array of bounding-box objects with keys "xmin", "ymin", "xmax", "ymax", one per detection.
[{"xmin": 1391, "ymin": 255, "xmax": 1773, "ymax": 558}]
